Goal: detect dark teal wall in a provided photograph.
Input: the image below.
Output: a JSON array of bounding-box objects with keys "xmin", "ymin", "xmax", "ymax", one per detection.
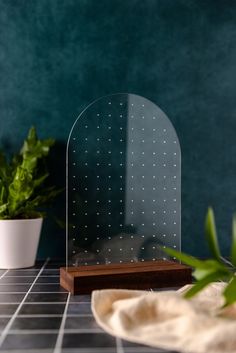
[{"xmin": 1, "ymin": 0, "xmax": 236, "ymax": 259}]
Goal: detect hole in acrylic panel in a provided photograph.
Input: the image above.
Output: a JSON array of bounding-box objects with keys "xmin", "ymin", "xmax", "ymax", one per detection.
[{"xmin": 66, "ymin": 94, "xmax": 181, "ymax": 267}]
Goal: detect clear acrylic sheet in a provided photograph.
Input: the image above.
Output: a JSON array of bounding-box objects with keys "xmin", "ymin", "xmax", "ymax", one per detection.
[{"xmin": 66, "ymin": 94, "xmax": 181, "ymax": 267}]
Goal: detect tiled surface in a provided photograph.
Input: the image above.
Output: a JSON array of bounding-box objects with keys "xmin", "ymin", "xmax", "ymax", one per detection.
[{"xmin": 0, "ymin": 260, "xmax": 177, "ymax": 353}]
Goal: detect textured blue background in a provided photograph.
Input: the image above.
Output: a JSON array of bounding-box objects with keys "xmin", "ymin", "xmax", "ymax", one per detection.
[{"xmin": 0, "ymin": 0, "xmax": 236, "ymax": 259}]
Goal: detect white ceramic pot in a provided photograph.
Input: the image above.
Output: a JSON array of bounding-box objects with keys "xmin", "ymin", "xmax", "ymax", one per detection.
[{"xmin": 0, "ymin": 218, "xmax": 43, "ymax": 269}]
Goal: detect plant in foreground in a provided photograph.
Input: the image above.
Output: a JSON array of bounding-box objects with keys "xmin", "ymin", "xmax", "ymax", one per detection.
[
  {"xmin": 0, "ymin": 127, "xmax": 61, "ymax": 219},
  {"xmin": 164, "ymin": 208, "xmax": 236, "ymax": 307}
]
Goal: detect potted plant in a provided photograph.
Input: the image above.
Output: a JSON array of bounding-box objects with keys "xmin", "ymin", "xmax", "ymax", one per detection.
[{"xmin": 0, "ymin": 127, "xmax": 60, "ymax": 269}]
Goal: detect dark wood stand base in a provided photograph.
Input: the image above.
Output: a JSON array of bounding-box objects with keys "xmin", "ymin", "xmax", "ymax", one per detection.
[{"xmin": 60, "ymin": 260, "xmax": 192, "ymax": 294}]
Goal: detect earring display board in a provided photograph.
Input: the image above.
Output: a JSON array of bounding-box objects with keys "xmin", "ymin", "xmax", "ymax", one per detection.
[{"xmin": 60, "ymin": 94, "xmax": 191, "ymax": 294}]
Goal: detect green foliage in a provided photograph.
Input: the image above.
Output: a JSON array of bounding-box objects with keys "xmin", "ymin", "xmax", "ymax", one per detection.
[
  {"xmin": 0, "ymin": 127, "xmax": 61, "ymax": 219},
  {"xmin": 205, "ymin": 207, "xmax": 221, "ymax": 261},
  {"xmin": 231, "ymin": 214, "xmax": 236, "ymax": 267},
  {"xmin": 163, "ymin": 208, "xmax": 236, "ymax": 307}
]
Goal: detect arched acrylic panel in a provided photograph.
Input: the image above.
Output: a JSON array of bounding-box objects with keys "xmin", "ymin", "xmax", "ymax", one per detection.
[{"xmin": 67, "ymin": 93, "xmax": 181, "ymax": 267}]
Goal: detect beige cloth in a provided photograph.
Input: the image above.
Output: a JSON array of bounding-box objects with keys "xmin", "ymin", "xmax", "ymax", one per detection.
[{"xmin": 91, "ymin": 283, "xmax": 236, "ymax": 353}]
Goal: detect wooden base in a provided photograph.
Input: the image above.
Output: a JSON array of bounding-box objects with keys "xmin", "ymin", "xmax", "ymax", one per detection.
[{"xmin": 60, "ymin": 260, "xmax": 192, "ymax": 295}]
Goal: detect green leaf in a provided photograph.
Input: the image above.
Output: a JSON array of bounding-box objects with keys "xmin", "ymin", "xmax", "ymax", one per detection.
[
  {"xmin": 184, "ymin": 271, "xmax": 229, "ymax": 299},
  {"xmin": 17, "ymin": 211, "xmax": 44, "ymax": 219},
  {"xmin": 192, "ymin": 259, "xmax": 230, "ymax": 280},
  {"xmin": 8, "ymin": 166, "xmax": 34, "ymax": 216},
  {"xmin": 205, "ymin": 207, "xmax": 221, "ymax": 260},
  {"xmin": 34, "ymin": 186, "xmax": 62, "ymax": 205},
  {"xmin": 0, "ymin": 152, "xmax": 6, "ymax": 178},
  {"xmin": 11, "ymin": 154, "xmax": 22, "ymax": 169},
  {"xmin": 0, "ymin": 181, "xmax": 7, "ymax": 204},
  {"xmin": 20, "ymin": 126, "xmax": 37, "ymax": 155},
  {"xmin": 20, "ymin": 187, "xmax": 62, "ymax": 213},
  {"xmin": 223, "ymin": 275, "xmax": 236, "ymax": 307},
  {"xmin": 54, "ymin": 217, "xmax": 66, "ymax": 229},
  {"xmin": 33, "ymin": 173, "xmax": 49, "ymax": 188},
  {"xmin": 0, "ymin": 203, "xmax": 7, "ymax": 215},
  {"xmin": 231, "ymin": 214, "xmax": 236, "ymax": 267},
  {"xmin": 0, "ymin": 151, "xmax": 11, "ymax": 182},
  {"xmin": 20, "ymin": 127, "xmax": 55, "ymax": 173},
  {"xmin": 163, "ymin": 247, "xmax": 204, "ymax": 268}
]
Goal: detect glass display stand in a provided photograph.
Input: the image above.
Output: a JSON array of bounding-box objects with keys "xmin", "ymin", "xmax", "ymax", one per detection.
[{"xmin": 60, "ymin": 94, "xmax": 191, "ymax": 294}]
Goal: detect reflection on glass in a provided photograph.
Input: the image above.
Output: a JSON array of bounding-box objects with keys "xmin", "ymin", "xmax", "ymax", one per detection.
[{"xmin": 67, "ymin": 94, "xmax": 181, "ymax": 267}]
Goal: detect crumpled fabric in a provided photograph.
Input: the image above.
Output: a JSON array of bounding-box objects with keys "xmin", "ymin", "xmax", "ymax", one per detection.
[{"xmin": 92, "ymin": 283, "xmax": 236, "ymax": 353}]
